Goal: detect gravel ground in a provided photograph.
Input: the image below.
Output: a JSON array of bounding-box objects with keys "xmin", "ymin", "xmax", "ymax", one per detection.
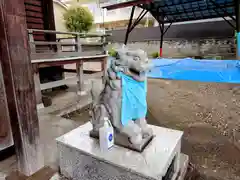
[{"xmin": 147, "ymin": 79, "xmax": 240, "ymax": 180}]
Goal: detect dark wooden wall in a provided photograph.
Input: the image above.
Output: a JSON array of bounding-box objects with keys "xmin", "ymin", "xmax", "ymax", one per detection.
[
  {"xmin": 24, "ymin": 0, "xmax": 56, "ymax": 41},
  {"xmin": 25, "ymin": 0, "xmax": 45, "ymax": 41}
]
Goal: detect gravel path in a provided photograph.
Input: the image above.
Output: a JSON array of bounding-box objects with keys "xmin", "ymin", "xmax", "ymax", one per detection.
[{"xmin": 147, "ymin": 79, "xmax": 240, "ymax": 180}]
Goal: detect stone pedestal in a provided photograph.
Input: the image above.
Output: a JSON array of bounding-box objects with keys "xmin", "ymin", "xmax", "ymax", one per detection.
[{"xmin": 56, "ymin": 122, "xmax": 189, "ymax": 180}]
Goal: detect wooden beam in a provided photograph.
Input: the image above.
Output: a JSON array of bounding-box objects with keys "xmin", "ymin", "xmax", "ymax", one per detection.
[
  {"xmin": 76, "ymin": 62, "xmax": 84, "ymax": 94},
  {"xmin": 40, "ymin": 72, "xmax": 103, "ymax": 90},
  {"xmin": 0, "ymin": 0, "xmax": 43, "ymax": 175},
  {"xmin": 28, "ymin": 29, "xmax": 111, "ymax": 37},
  {"xmin": 42, "ymin": 0, "xmax": 56, "ymax": 46}
]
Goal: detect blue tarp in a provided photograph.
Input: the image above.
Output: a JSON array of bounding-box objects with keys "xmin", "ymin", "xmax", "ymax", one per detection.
[{"xmin": 148, "ymin": 58, "xmax": 240, "ymax": 83}]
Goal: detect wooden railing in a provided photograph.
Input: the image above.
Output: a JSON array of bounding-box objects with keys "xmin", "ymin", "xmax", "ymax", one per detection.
[
  {"xmin": 28, "ymin": 29, "xmax": 110, "ymax": 108},
  {"xmin": 28, "ymin": 29, "xmax": 111, "ymax": 60}
]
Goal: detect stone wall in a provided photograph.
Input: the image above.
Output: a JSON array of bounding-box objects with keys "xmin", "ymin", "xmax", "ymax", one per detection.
[
  {"xmin": 107, "ymin": 20, "xmax": 236, "ymax": 59},
  {"xmin": 108, "ymin": 38, "xmax": 235, "ymax": 59}
]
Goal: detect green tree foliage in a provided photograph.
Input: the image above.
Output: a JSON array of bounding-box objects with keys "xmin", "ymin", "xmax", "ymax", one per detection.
[{"xmin": 63, "ymin": 7, "xmax": 94, "ymax": 33}]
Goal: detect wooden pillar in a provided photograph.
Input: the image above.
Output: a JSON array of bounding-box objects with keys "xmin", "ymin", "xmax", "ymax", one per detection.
[
  {"xmin": 33, "ymin": 64, "xmax": 44, "ymax": 109},
  {"xmin": 0, "ymin": 0, "xmax": 43, "ymax": 175},
  {"xmin": 42, "ymin": 0, "xmax": 56, "ymax": 41},
  {"xmin": 28, "ymin": 30, "xmax": 36, "ymax": 53},
  {"xmin": 76, "ymin": 61, "xmax": 85, "ymax": 95},
  {"xmin": 75, "ymin": 35, "xmax": 82, "ymax": 53},
  {"xmin": 101, "ymin": 57, "xmax": 107, "ymax": 84}
]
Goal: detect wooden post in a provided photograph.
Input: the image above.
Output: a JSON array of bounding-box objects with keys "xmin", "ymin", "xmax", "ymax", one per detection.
[
  {"xmin": 101, "ymin": 57, "xmax": 107, "ymax": 84},
  {"xmin": 75, "ymin": 35, "xmax": 82, "ymax": 53},
  {"xmin": 56, "ymin": 39, "xmax": 62, "ymax": 53},
  {"xmin": 76, "ymin": 61, "xmax": 85, "ymax": 95},
  {"xmin": 42, "ymin": 0, "xmax": 56, "ymax": 42},
  {"xmin": 32, "ymin": 64, "xmax": 44, "ymax": 109},
  {"xmin": 28, "ymin": 30, "xmax": 36, "ymax": 53},
  {"xmin": 101, "ymin": 36, "xmax": 106, "ymax": 54},
  {"xmin": 0, "ymin": 0, "xmax": 43, "ymax": 175}
]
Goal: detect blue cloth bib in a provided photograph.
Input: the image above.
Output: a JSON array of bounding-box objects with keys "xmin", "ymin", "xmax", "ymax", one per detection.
[{"xmin": 117, "ymin": 72, "xmax": 147, "ymax": 126}]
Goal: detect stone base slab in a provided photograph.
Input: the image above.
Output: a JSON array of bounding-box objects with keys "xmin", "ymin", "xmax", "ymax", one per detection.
[{"xmin": 57, "ymin": 122, "xmax": 188, "ymax": 180}]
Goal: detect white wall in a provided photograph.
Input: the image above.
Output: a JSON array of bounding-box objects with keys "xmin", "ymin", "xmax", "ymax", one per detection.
[
  {"xmin": 53, "ymin": 2, "xmax": 68, "ymax": 35},
  {"xmin": 81, "ymin": 3, "xmax": 152, "ymax": 24}
]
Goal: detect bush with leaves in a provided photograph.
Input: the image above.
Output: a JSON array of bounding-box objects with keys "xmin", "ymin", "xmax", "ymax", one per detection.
[
  {"xmin": 108, "ymin": 48, "xmax": 117, "ymax": 57},
  {"xmin": 63, "ymin": 7, "xmax": 94, "ymax": 33},
  {"xmin": 151, "ymin": 51, "xmax": 160, "ymax": 58}
]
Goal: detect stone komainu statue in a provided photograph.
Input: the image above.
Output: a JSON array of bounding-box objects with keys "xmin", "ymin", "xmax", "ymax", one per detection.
[{"xmin": 90, "ymin": 48, "xmax": 153, "ymax": 151}]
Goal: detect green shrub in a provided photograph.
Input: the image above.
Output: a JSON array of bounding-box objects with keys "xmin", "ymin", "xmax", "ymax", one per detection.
[
  {"xmin": 63, "ymin": 7, "xmax": 93, "ymax": 33},
  {"xmin": 215, "ymin": 56, "xmax": 222, "ymax": 60},
  {"xmin": 151, "ymin": 51, "xmax": 160, "ymax": 58},
  {"xmin": 203, "ymin": 56, "xmax": 222, "ymax": 60},
  {"xmin": 108, "ymin": 48, "xmax": 117, "ymax": 57}
]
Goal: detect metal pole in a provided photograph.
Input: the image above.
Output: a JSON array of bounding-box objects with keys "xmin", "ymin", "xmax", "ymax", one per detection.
[
  {"xmin": 163, "ymin": 22, "xmax": 173, "ymax": 35},
  {"xmin": 213, "ymin": 9, "xmax": 236, "ymax": 29},
  {"xmin": 160, "ymin": 21, "xmax": 164, "ymax": 57},
  {"xmin": 236, "ymin": 0, "xmax": 240, "ymax": 59},
  {"xmin": 124, "ymin": 6, "xmax": 135, "ymax": 45},
  {"xmin": 130, "ymin": 10, "xmax": 148, "ymax": 32}
]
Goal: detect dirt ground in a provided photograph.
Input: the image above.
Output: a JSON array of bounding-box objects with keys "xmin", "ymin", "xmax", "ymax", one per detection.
[{"xmin": 147, "ymin": 79, "xmax": 240, "ymax": 180}]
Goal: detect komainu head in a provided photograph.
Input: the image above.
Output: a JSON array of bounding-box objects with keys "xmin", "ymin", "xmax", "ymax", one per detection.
[{"xmin": 112, "ymin": 48, "xmax": 152, "ymax": 81}]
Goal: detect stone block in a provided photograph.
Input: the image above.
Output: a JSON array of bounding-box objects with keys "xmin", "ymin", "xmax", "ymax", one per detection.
[{"xmin": 57, "ymin": 122, "xmax": 188, "ymax": 180}]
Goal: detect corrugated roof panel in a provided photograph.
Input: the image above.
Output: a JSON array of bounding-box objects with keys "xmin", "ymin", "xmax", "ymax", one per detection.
[{"xmin": 140, "ymin": 0, "xmax": 235, "ymax": 23}]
